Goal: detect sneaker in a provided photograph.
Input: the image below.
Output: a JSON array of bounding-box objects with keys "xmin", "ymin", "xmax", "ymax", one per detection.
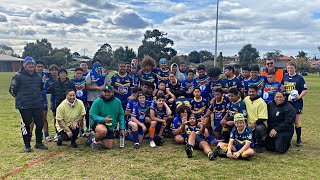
[
  {"xmin": 185, "ymin": 144, "xmax": 193, "ymax": 158},
  {"xmin": 81, "ymin": 133, "xmax": 88, "ymax": 138},
  {"xmin": 71, "ymin": 141, "xmax": 78, "ymax": 148},
  {"xmin": 120, "ymin": 136, "xmax": 125, "ymax": 148},
  {"xmin": 256, "ymin": 145, "xmax": 263, "ymax": 153},
  {"xmin": 134, "ymin": 142, "xmax": 140, "ymax": 149},
  {"xmin": 296, "ymin": 140, "xmax": 303, "ymax": 147},
  {"xmin": 208, "ymin": 151, "xmax": 215, "ymax": 161},
  {"xmin": 24, "ymin": 146, "xmax": 31, "ymax": 153},
  {"xmin": 92, "ymin": 141, "xmax": 99, "ymax": 152},
  {"xmin": 57, "ymin": 137, "xmax": 62, "ymax": 146},
  {"xmin": 86, "ymin": 132, "xmax": 94, "ymax": 146},
  {"xmin": 34, "ymin": 143, "xmax": 48, "ymax": 150},
  {"xmin": 54, "ymin": 134, "xmax": 58, "ymax": 142},
  {"xmin": 149, "ymin": 140, "xmax": 156, "ymax": 148},
  {"xmin": 213, "ymin": 146, "xmax": 221, "ymax": 158},
  {"xmin": 45, "ymin": 135, "xmax": 52, "ymax": 142}
]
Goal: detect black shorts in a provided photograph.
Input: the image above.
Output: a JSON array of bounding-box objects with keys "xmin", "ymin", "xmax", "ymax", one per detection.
[
  {"xmin": 91, "ymin": 122, "xmax": 114, "ymax": 140},
  {"xmin": 290, "ymin": 100, "xmax": 303, "ymax": 114}
]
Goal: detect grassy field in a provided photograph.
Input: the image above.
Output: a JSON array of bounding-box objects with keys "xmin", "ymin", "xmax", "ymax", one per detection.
[{"xmin": 0, "ymin": 72, "xmax": 320, "ymax": 179}]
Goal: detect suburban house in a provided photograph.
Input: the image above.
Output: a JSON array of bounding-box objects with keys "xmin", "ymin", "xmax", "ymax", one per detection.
[{"xmin": 0, "ymin": 54, "xmax": 23, "ymax": 72}]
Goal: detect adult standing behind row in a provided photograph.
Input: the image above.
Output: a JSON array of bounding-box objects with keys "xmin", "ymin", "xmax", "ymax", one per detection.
[
  {"xmin": 261, "ymin": 58, "xmax": 284, "ymax": 83},
  {"xmin": 266, "ymin": 91, "xmax": 296, "ymax": 153},
  {"xmin": 9, "ymin": 56, "xmax": 48, "ymax": 152}
]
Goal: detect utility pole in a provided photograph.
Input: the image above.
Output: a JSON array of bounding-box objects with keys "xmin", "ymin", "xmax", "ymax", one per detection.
[{"xmin": 214, "ymin": 0, "xmax": 219, "ymax": 66}]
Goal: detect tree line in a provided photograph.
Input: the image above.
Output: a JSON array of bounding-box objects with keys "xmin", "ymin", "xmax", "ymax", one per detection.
[{"xmin": 0, "ymin": 29, "xmax": 315, "ymax": 71}]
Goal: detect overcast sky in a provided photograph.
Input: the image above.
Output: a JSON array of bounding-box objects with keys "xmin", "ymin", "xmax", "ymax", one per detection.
[{"xmin": 0, "ymin": 0, "xmax": 320, "ymax": 58}]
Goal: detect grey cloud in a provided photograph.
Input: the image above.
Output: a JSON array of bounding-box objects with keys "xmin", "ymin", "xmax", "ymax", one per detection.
[
  {"xmin": 0, "ymin": 14, "xmax": 7, "ymax": 22},
  {"xmin": 31, "ymin": 9, "xmax": 88, "ymax": 25},
  {"xmin": 0, "ymin": 6, "xmax": 34, "ymax": 17},
  {"xmin": 104, "ymin": 9, "xmax": 152, "ymax": 29},
  {"xmin": 21, "ymin": 29, "xmax": 36, "ymax": 36},
  {"xmin": 76, "ymin": 0, "xmax": 119, "ymax": 10}
]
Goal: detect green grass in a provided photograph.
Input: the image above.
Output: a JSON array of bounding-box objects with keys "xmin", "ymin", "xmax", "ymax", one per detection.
[{"xmin": 0, "ymin": 72, "xmax": 320, "ymax": 179}]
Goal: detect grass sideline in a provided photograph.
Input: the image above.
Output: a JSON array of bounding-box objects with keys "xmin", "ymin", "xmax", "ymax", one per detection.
[{"xmin": 0, "ymin": 72, "xmax": 319, "ymax": 179}]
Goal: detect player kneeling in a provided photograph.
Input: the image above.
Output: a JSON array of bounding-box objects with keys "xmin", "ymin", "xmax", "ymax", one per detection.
[
  {"xmin": 182, "ymin": 114, "xmax": 215, "ymax": 160},
  {"xmin": 129, "ymin": 92, "xmax": 151, "ymax": 149},
  {"xmin": 213, "ymin": 113, "xmax": 254, "ymax": 160}
]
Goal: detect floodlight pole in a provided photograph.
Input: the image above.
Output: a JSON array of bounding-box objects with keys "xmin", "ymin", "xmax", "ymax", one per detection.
[{"xmin": 214, "ymin": 0, "xmax": 219, "ymax": 67}]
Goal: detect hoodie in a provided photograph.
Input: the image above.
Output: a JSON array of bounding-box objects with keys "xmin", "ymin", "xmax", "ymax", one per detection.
[{"xmin": 170, "ymin": 63, "xmax": 185, "ymax": 83}]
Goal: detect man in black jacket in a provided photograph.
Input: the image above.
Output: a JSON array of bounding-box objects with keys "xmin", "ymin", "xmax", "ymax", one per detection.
[
  {"xmin": 266, "ymin": 91, "xmax": 296, "ymax": 153},
  {"xmin": 9, "ymin": 56, "xmax": 48, "ymax": 152}
]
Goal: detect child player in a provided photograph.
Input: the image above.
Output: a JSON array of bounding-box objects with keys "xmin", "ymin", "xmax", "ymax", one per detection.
[
  {"xmin": 203, "ymin": 88, "xmax": 229, "ymax": 139},
  {"xmin": 241, "ymin": 66, "xmax": 251, "ymax": 83},
  {"xmin": 182, "ymin": 114, "xmax": 215, "ymax": 160},
  {"xmin": 262, "ymin": 70, "xmax": 283, "ymax": 103},
  {"xmin": 213, "ymin": 113, "xmax": 254, "ymax": 160},
  {"xmin": 244, "ymin": 65, "xmax": 266, "ymax": 97},
  {"xmin": 149, "ymin": 94, "xmax": 171, "ymax": 147},
  {"xmin": 71, "ymin": 67, "xmax": 87, "ymax": 137},
  {"xmin": 181, "ymin": 69, "xmax": 195, "ymax": 99},
  {"xmin": 191, "ymin": 87, "xmax": 208, "ymax": 122},
  {"xmin": 129, "ymin": 92, "xmax": 151, "ymax": 149},
  {"xmin": 282, "ymin": 61, "xmax": 308, "ymax": 147},
  {"xmin": 207, "ymin": 67, "xmax": 228, "ymax": 105},
  {"xmin": 220, "ymin": 88, "xmax": 247, "ymax": 142}
]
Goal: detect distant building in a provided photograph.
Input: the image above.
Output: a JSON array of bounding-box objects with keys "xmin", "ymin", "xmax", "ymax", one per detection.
[{"xmin": 0, "ymin": 54, "xmax": 23, "ymax": 72}]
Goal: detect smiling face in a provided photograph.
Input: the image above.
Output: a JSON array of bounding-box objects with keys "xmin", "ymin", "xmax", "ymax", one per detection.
[
  {"xmin": 274, "ymin": 91, "xmax": 285, "ymax": 105},
  {"xmin": 25, "ymin": 63, "xmax": 35, "ymax": 73},
  {"xmin": 286, "ymin": 65, "xmax": 296, "ymax": 75},
  {"xmin": 74, "ymin": 70, "xmax": 83, "ymax": 80},
  {"xmin": 248, "ymin": 88, "xmax": 258, "ymax": 99},
  {"xmin": 189, "ymin": 116, "xmax": 196, "ymax": 126},
  {"xmin": 235, "ymin": 120, "xmax": 245, "ymax": 131},
  {"xmin": 66, "ymin": 90, "xmax": 76, "ymax": 103},
  {"xmin": 266, "ymin": 59, "xmax": 275, "ymax": 71},
  {"xmin": 80, "ymin": 63, "xmax": 88, "ymax": 72}
]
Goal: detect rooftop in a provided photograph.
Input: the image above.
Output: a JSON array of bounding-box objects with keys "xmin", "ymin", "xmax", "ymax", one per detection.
[{"xmin": 0, "ymin": 54, "xmax": 23, "ymax": 62}]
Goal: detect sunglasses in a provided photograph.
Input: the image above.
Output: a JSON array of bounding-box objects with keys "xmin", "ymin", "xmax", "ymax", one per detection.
[{"xmin": 267, "ymin": 62, "xmax": 274, "ymax": 65}]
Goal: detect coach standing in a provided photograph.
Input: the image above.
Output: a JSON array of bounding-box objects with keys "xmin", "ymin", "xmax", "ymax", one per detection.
[{"xmin": 9, "ymin": 56, "xmax": 48, "ymax": 152}]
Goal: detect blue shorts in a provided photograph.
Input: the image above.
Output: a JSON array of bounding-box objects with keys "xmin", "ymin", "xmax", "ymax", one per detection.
[
  {"xmin": 290, "ymin": 100, "xmax": 303, "ymax": 114},
  {"xmin": 214, "ymin": 124, "xmax": 223, "ymax": 133},
  {"xmin": 184, "ymin": 133, "xmax": 205, "ymax": 149}
]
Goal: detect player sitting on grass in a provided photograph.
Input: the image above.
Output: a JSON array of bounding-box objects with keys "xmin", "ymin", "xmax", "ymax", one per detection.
[
  {"xmin": 183, "ymin": 114, "xmax": 215, "ymax": 160},
  {"xmin": 213, "ymin": 113, "xmax": 254, "ymax": 160},
  {"xmin": 129, "ymin": 92, "xmax": 151, "ymax": 149},
  {"xmin": 149, "ymin": 93, "xmax": 170, "ymax": 147},
  {"xmin": 171, "ymin": 105, "xmax": 192, "ymax": 144}
]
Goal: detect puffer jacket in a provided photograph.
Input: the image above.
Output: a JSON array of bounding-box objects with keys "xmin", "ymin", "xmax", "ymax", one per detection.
[{"xmin": 9, "ymin": 68, "xmax": 43, "ymax": 109}]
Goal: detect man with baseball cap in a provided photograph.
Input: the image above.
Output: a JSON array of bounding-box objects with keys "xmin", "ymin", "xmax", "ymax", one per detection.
[
  {"xmin": 89, "ymin": 85, "xmax": 125, "ymax": 151},
  {"xmin": 9, "ymin": 56, "xmax": 48, "ymax": 152}
]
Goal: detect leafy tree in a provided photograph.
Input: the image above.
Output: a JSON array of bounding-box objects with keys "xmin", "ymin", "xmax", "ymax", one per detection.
[
  {"xmin": 72, "ymin": 52, "xmax": 81, "ymax": 57},
  {"xmin": 296, "ymin": 58, "xmax": 311, "ymax": 72},
  {"xmin": 0, "ymin": 44, "xmax": 14, "ymax": 55},
  {"xmin": 22, "ymin": 39, "xmax": 53, "ymax": 60},
  {"xmin": 138, "ymin": 29, "xmax": 177, "ymax": 61},
  {"xmin": 199, "ymin": 50, "xmax": 214, "ymax": 62},
  {"xmin": 93, "ymin": 43, "xmax": 113, "ymax": 69},
  {"xmin": 296, "ymin": 50, "xmax": 308, "ymax": 59},
  {"xmin": 50, "ymin": 47, "xmax": 72, "ymax": 63},
  {"xmin": 264, "ymin": 49, "xmax": 282, "ymax": 60},
  {"xmin": 114, "ymin": 46, "xmax": 137, "ymax": 63},
  {"xmin": 238, "ymin": 44, "xmax": 260, "ymax": 67},
  {"xmin": 188, "ymin": 51, "xmax": 201, "ymax": 63}
]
